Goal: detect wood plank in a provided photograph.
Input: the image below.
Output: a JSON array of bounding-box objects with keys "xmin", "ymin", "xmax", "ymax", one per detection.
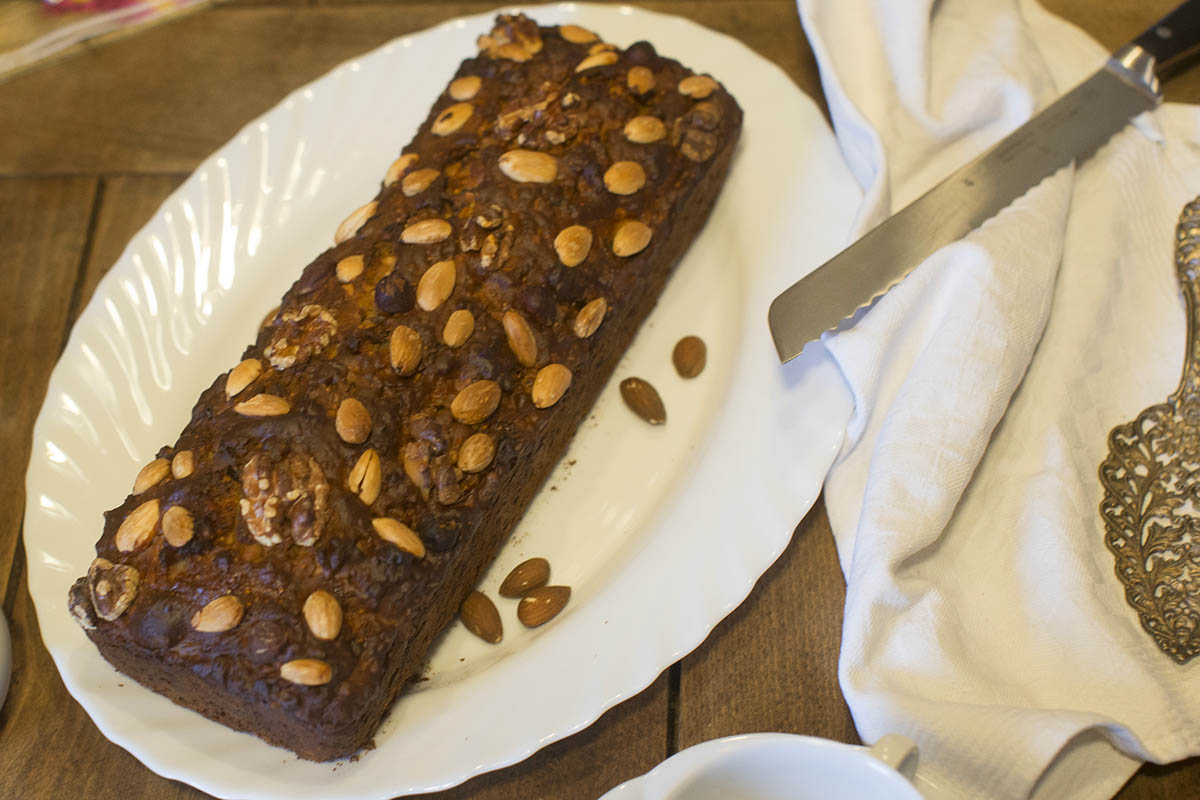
[
  {"xmin": 676, "ymin": 498, "xmax": 857, "ymax": 749},
  {"xmin": 0, "ymin": 2, "xmax": 820, "ymax": 176},
  {"xmin": 0, "ymin": 176, "xmax": 96, "ymax": 608}
]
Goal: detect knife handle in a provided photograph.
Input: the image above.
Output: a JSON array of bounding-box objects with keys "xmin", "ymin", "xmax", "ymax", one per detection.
[{"xmin": 1134, "ymin": 0, "xmax": 1200, "ymax": 77}]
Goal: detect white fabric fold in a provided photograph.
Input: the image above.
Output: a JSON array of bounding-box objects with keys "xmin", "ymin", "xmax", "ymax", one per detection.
[{"xmin": 795, "ymin": 1, "xmax": 1200, "ymax": 798}]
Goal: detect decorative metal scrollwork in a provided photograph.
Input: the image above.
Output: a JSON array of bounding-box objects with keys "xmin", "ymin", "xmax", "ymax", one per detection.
[{"xmin": 1099, "ymin": 196, "xmax": 1200, "ymax": 664}]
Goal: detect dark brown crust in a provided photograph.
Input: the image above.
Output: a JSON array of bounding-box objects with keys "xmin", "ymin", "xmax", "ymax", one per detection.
[{"xmin": 70, "ymin": 14, "xmax": 742, "ymax": 761}]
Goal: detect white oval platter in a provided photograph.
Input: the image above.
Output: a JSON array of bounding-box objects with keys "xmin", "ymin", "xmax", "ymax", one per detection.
[{"xmin": 23, "ymin": 3, "xmax": 859, "ymax": 798}]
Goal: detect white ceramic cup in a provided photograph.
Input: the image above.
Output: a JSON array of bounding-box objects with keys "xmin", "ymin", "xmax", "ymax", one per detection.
[{"xmin": 601, "ymin": 732, "xmax": 921, "ymax": 800}]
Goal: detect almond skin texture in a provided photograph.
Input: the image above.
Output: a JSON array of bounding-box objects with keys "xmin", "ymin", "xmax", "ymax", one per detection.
[
  {"xmin": 347, "ymin": 448, "xmax": 382, "ymax": 505},
  {"xmin": 503, "ymin": 311, "xmax": 538, "ymax": 367},
  {"xmin": 303, "ymin": 590, "xmax": 343, "ymax": 640},
  {"xmin": 574, "ymin": 297, "xmax": 607, "ymax": 339},
  {"xmin": 612, "ymin": 220, "xmax": 653, "ymax": 257},
  {"xmin": 132, "ymin": 458, "xmax": 169, "ymax": 494},
  {"xmin": 627, "ymin": 66, "xmax": 656, "ymax": 94},
  {"xmin": 384, "ymin": 153, "xmax": 418, "ymax": 186},
  {"xmin": 372, "ymin": 517, "xmax": 426, "ymax": 558},
  {"xmin": 225, "ymin": 358, "xmax": 262, "ymax": 398},
  {"xmin": 115, "ymin": 499, "xmax": 159, "ymax": 552},
  {"xmin": 451, "ymin": 380, "xmax": 502, "ymax": 425},
  {"xmin": 499, "ymin": 557, "xmax": 550, "ymax": 598},
  {"xmin": 280, "ymin": 659, "xmax": 332, "ymax": 686},
  {"xmin": 448, "ymin": 75, "xmax": 482, "ymax": 101},
  {"xmin": 417, "ymin": 260, "xmax": 456, "ymax": 311},
  {"xmin": 532, "ymin": 364, "xmax": 572, "ymax": 409},
  {"xmin": 161, "ymin": 505, "xmax": 194, "ymax": 547},
  {"xmin": 672, "ymin": 336, "xmax": 707, "ymax": 378},
  {"xmin": 171, "ymin": 450, "xmax": 195, "ymax": 479},
  {"xmin": 459, "ymin": 591, "xmax": 503, "ymax": 644},
  {"xmin": 518, "ymin": 585, "xmax": 571, "ymax": 627},
  {"xmin": 191, "ymin": 595, "xmax": 244, "ymax": 633},
  {"xmin": 234, "ymin": 394, "xmax": 291, "ymax": 417},
  {"xmin": 334, "ymin": 201, "xmax": 378, "ymax": 244},
  {"xmin": 335, "ymin": 398, "xmax": 372, "ymax": 444},
  {"xmin": 389, "ymin": 325, "xmax": 422, "ymax": 376},
  {"xmin": 554, "ymin": 225, "xmax": 593, "ymax": 267},
  {"xmin": 620, "ymin": 377, "xmax": 666, "ymax": 425},
  {"xmin": 498, "ymin": 150, "xmax": 558, "ymax": 184},
  {"xmin": 457, "ymin": 433, "xmax": 496, "ymax": 474}
]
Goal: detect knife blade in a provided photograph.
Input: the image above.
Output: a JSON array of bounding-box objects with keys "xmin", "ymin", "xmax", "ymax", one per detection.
[{"xmin": 768, "ymin": 0, "xmax": 1200, "ymax": 364}]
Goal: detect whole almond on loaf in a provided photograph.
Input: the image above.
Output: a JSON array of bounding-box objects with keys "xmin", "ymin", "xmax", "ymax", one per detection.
[{"xmin": 67, "ymin": 12, "xmax": 742, "ymax": 762}]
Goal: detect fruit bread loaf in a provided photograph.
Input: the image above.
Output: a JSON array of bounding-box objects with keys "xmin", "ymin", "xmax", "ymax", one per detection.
[{"xmin": 67, "ymin": 12, "xmax": 742, "ymax": 761}]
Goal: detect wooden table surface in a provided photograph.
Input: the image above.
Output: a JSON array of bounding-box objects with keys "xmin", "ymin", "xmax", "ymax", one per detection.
[{"xmin": 1, "ymin": 1, "xmax": 1197, "ymax": 798}]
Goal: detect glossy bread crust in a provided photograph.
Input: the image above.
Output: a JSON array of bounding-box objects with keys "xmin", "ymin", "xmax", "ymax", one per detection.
[{"xmin": 67, "ymin": 13, "xmax": 742, "ymax": 761}]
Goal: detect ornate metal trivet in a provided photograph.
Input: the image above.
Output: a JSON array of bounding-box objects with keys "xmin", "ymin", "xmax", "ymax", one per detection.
[{"xmin": 1099, "ymin": 196, "xmax": 1200, "ymax": 664}]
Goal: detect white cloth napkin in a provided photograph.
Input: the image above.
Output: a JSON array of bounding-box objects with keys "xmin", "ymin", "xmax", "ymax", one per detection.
[{"xmin": 796, "ymin": 1, "xmax": 1200, "ymax": 798}]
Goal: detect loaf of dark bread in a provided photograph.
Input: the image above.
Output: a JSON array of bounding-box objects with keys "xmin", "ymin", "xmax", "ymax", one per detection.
[{"xmin": 67, "ymin": 13, "xmax": 742, "ymax": 761}]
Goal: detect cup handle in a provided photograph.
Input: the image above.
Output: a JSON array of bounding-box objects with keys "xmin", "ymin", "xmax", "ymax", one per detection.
[{"xmin": 867, "ymin": 733, "xmax": 919, "ymax": 781}]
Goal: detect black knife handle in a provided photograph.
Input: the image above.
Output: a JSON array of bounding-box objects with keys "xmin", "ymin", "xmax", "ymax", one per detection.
[{"xmin": 1134, "ymin": 0, "xmax": 1200, "ymax": 76}]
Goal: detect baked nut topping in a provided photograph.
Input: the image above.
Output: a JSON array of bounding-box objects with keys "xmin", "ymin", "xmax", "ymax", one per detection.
[
  {"xmin": 627, "ymin": 66, "xmax": 655, "ymax": 94},
  {"xmin": 495, "ymin": 42, "xmax": 531, "ymax": 62},
  {"xmin": 336, "ymin": 255, "xmax": 365, "ymax": 283},
  {"xmin": 604, "ymin": 161, "xmax": 647, "ymax": 195},
  {"xmin": 573, "ymin": 297, "xmax": 607, "ymax": 338},
  {"xmin": 389, "ymin": 325, "xmax": 423, "ymax": 375},
  {"xmin": 449, "ymin": 75, "xmax": 482, "ymax": 101},
  {"xmin": 239, "ymin": 451, "xmax": 329, "ymax": 547},
  {"xmin": 191, "ymin": 595, "xmax": 244, "ymax": 633},
  {"xmin": 225, "ymin": 358, "xmax": 263, "ymax": 398},
  {"xmin": 384, "ymin": 153, "xmax": 418, "ymax": 186},
  {"xmin": 88, "ymin": 557, "xmax": 139, "ymax": 621},
  {"xmin": 280, "ymin": 658, "xmax": 332, "ymax": 686},
  {"xmin": 132, "ymin": 458, "xmax": 169, "ymax": 494},
  {"xmin": 576, "ymin": 51, "xmax": 618, "ymax": 72},
  {"xmin": 264, "ymin": 304, "xmax": 337, "ymax": 370},
  {"xmin": 503, "ymin": 310, "xmax": 538, "ymax": 367},
  {"xmin": 401, "ymin": 218, "xmax": 453, "ymax": 244},
  {"xmin": 171, "ymin": 450, "xmax": 195, "ymax": 479},
  {"xmin": 115, "ymin": 499, "xmax": 159, "ymax": 552},
  {"xmin": 162, "ymin": 504, "xmax": 194, "ymax": 547},
  {"xmin": 335, "ymin": 398, "xmax": 372, "ymax": 444},
  {"xmin": 234, "ymin": 394, "xmax": 292, "ymax": 417},
  {"xmin": 624, "ymin": 115, "xmax": 666, "ymax": 144},
  {"xmin": 372, "ymin": 517, "xmax": 426, "ymax": 558},
  {"xmin": 612, "ymin": 220, "xmax": 653, "ymax": 256},
  {"xmin": 678, "ymin": 74, "xmax": 719, "ymax": 98},
  {"xmin": 303, "ymin": 590, "xmax": 343, "ymax": 640},
  {"xmin": 498, "ymin": 149, "xmax": 558, "ymax": 184},
  {"xmin": 334, "ymin": 201, "xmax": 378, "ymax": 244},
  {"xmin": 559, "ymin": 24, "xmax": 597, "ymax": 44},
  {"xmin": 532, "ymin": 364, "xmax": 572, "ymax": 408},
  {"xmin": 417, "ymin": 259, "xmax": 457, "ymax": 311},
  {"xmin": 401, "ymin": 168, "xmax": 440, "ymax": 197},
  {"xmin": 554, "ymin": 225, "xmax": 593, "ymax": 267},
  {"xmin": 451, "ymin": 380, "xmax": 502, "ymax": 425},
  {"xmin": 347, "ymin": 448, "xmax": 382, "ymax": 506},
  {"xmin": 457, "ymin": 432, "xmax": 496, "ymax": 473},
  {"xmin": 443, "ymin": 309, "xmax": 475, "ymax": 347},
  {"xmin": 432, "ymin": 102, "xmax": 474, "ymax": 136}
]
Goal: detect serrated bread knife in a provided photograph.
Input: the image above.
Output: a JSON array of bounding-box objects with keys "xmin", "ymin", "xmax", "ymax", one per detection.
[{"xmin": 768, "ymin": 0, "xmax": 1200, "ymax": 363}]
